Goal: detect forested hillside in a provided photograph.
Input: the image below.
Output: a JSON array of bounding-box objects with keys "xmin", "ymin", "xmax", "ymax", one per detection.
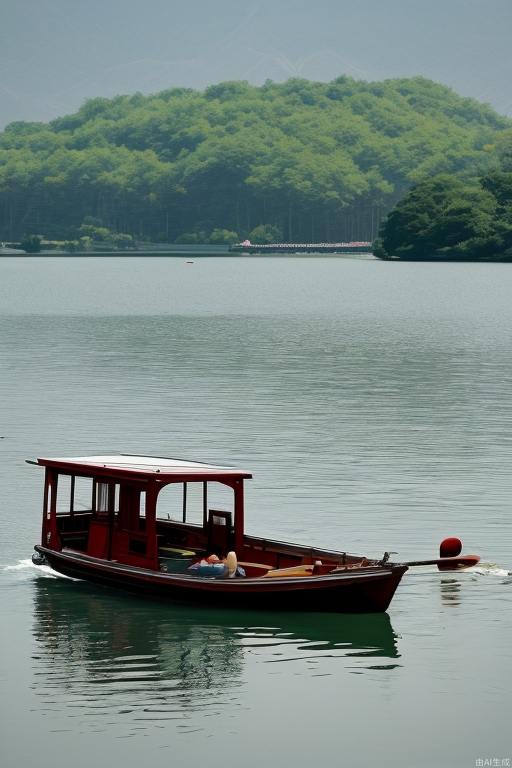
[{"xmin": 1, "ymin": 76, "xmax": 509, "ymax": 244}]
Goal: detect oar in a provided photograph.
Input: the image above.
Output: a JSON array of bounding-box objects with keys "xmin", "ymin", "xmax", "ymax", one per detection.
[
  {"xmin": 400, "ymin": 537, "xmax": 480, "ymax": 571},
  {"xmin": 404, "ymin": 554, "xmax": 480, "ymax": 570}
]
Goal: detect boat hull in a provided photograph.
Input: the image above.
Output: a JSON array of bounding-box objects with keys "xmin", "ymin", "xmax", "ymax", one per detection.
[{"xmin": 35, "ymin": 546, "xmax": 407, "ymax": 613}]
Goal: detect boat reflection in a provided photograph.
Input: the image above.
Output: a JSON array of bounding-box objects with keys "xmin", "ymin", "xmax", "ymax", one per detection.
[
  {"xmin": 439, "ymin": 577, "xmax": 462, "ymax": 607},
  {"xmin": 31, "ymin": 578, "xmax": 400, "ymax": 733}
]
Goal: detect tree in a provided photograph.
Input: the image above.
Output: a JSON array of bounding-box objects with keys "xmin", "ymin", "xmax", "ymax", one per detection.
[
  {"xmin": 248, "ymin": 224, "xmax": 283, "ymax": 243},
  {"xmin": 375, "ymin": 168, "xmax": 512, "ymax": 261},
  {"xmin": 20, "ymin": 234, "xmax": 42, "ymax": 253},
  {"xmin": 208, "ymin": 228, "xmax": 238, "ymax": 244}
]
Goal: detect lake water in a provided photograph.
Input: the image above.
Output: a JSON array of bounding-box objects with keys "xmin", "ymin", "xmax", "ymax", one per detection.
[{"xmin": 1, "ymin": 256, "xmax": 511, "ymax": 768}]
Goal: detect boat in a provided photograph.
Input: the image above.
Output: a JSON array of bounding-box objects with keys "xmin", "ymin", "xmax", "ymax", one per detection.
[{"xmin": 29, "ymin": 453, "xmax": 463, "ymax": 613}]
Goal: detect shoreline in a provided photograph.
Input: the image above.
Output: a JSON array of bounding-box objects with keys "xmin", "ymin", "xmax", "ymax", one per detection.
[{"xmin": 3, "ymin": 252, "xmax": 511, "ymax": 261}]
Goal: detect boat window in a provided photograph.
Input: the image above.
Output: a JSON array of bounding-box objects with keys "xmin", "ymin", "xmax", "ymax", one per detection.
[
  {"xmin": 207, "ymin": 482, "xmax": 234, "ymax": 517},
  {"xmin": 46, "ymin": 475, "xmax": 54, "ymax": 521},
  {"xmin": 73, "ymin": 477, "xmax": 94, "ymax": 512},
  {"xmin": 56, "ymin": 475, "xmax": 72, "ymax": 515},
  {"xmin": 93, "ymin": 480, "xmax": 120, "ymax": 516},
  {"xmin": 156, "ymin": 482, "xmax": 202, "ymax": 525},
  {"xmin": 56, "ymin": 475, "xmax": 96, "ymax": 515},
  {"xmin": 97, "ymin": 482, "xmax": 109, "ymax": 513},
  {"xmin": 156, "ymin": 481, "xmax": 233, "ymax": 526}
]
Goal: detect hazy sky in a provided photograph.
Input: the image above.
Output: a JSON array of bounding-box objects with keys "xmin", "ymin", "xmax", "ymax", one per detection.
[{"xmin": 1, "ymin": 0, "xmax": 511, "ymax": 128}]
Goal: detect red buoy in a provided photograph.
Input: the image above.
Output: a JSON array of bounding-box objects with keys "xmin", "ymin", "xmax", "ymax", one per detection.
[{"xmin": 439, "ymin": 537, "xmax": 462, "ymax": 558}]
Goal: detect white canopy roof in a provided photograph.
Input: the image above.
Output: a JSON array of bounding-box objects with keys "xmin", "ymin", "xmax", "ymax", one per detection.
[{"xmin": 36, "ymin": 454, "xmax": 252, "ymax": 480}]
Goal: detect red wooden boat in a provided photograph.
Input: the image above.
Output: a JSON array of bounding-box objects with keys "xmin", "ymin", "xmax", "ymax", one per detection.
[{"xmin": 31, "ymin": 453, "xmax": 408, "ymax": 612}]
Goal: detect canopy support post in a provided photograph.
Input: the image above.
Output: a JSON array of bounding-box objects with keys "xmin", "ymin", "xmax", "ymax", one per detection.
[
  {"xmin": 182, "ymin": 482, "xmax": 187, "ymax": 523},
  {"xmin": 146, "ymin": 481, "xmax": 159, "ymax": 570},
  {"xmin": 233, "ymin": 479, "xmax": 244, "ymax": 554}
]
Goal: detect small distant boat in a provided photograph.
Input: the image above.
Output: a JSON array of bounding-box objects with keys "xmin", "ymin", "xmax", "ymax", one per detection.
[{"xmin": 30, "ymin": 454, "xmax": 478, "ymax": 612}]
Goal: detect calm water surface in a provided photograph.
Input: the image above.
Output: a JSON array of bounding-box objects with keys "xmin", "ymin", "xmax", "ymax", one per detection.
[{"xmin": 1, "ymin": 257, "xmax": 511, "ymax": 768}]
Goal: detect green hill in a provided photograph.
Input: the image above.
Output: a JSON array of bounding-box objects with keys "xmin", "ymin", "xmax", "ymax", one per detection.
[{"xmin": 1, "ymin": 76, "xmax": 509, "ymax": 244}]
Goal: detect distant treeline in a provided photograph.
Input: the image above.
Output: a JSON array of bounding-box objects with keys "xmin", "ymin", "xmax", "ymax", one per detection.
[{"xmin": 0, "ymin": 76, "xmax": 510, "ymax": 244}]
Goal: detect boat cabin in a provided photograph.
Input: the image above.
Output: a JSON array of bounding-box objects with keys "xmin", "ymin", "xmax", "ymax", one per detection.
[{"xmin": 33, "ymin": 454, "xmax": 256, "ymax": 570}]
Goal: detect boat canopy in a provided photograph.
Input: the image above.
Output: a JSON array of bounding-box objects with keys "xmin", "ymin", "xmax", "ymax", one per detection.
[{"xmin": 33, "ymin": 454, "xmax": 252, "ymax": 483}]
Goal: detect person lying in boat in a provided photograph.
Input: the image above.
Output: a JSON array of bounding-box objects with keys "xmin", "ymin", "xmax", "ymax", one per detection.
[{"xmin": 188, "ymin": 551, "xmax": 246, "ymax": 578}]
